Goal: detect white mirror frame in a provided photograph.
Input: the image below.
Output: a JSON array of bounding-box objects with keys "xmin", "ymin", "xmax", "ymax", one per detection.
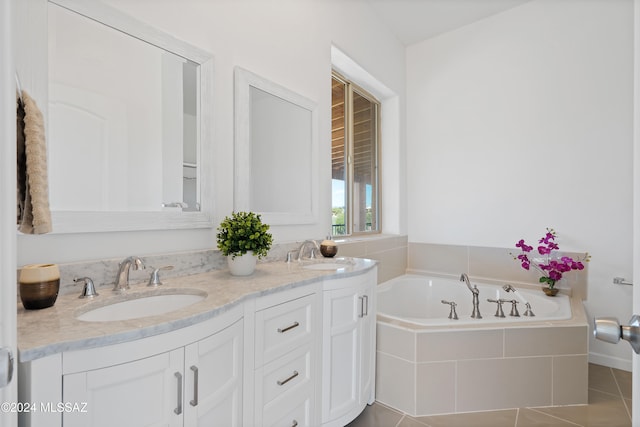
[
  {"xmin": 234, "ymin": 67, "xmax": 318, "ymax": 225},
  {"xmin": 48, "ymin": 0, "xmax": 214, "ymax": 233}
]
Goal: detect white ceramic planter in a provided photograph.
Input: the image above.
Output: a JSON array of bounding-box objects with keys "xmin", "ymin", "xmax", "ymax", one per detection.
[{"xmin": 227, "ymin": 251, "xmax": 257, "ymax": 276}]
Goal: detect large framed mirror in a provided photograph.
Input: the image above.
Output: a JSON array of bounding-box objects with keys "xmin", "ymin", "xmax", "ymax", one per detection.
[
  {"xmin": 47, "ymin": 0, "xmax": 214, "ymax": 233},
  {"xmin": 234, "ymin": 67, "xmax": 318, "ymax": 225}
]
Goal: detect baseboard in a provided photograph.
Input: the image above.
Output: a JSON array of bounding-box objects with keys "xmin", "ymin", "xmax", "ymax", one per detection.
[{"xmin": 589, "ymin": 352, "xmax": 632, "ymax": 372}]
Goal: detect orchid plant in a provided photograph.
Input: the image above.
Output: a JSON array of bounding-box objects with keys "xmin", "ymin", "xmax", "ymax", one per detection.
[{"xmin": 512, "ymin": 228, "xmax": 590, "ymax": 289}]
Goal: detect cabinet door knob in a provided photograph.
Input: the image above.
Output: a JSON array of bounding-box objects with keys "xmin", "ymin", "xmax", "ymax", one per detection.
[{"xmin": 189, "ymin": 365, "xmax": 199, "ymax": 407}]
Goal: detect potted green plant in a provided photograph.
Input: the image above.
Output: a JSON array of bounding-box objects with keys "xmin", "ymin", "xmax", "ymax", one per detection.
[{"xmin": 216, "ymin": 211, "xmax": 273, "ymax": 276}]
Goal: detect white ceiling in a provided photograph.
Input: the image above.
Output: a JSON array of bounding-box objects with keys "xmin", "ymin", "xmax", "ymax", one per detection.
[{"xmin": 365, "ymin": 0, "xmax": 531, "ymax": 46}]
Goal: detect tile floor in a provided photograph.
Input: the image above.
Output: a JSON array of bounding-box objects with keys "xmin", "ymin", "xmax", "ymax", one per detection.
[{"xmin": 348, "ymin": 363, "xmax": 632, "ymax": 427}]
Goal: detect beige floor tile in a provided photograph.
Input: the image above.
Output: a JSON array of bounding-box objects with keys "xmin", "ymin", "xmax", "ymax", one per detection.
[
  {"xmin": 624, "ymin": 398, "xmax": 632, "ymax": 420},
  {"xmin": 398, "ymin": 417, "xmax": 431, "ymax": 427},
  {"xmin": 588, "ymin": 364, "xmax": 619, "ymax": 395},
  {"xmin": 346, "ymin": 402, "xmax": 404, "ymax": 427},
  {"xmin": 516, "ymin": 408, "xmax": 581, "ymax": 426},
  {"xmin": 351, "ymin": 363, "xmax": 631, "ymax": 426},
  {"xmin": 532, "ymin": 389, "xmax": 631, "ymax": 427},
  {"xmin": 612, "ymin": 367, "xmax": 632, "ymax": 400},
  {"xmin": 414, "ymin": 409, "xmax": 517, "ymax": 427}
]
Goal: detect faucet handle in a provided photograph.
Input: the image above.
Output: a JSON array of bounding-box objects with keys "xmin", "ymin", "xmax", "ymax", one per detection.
[
  {"xmin": 441, "ymin": 300, "xmax": 458, "ymax": 320},
  {"xmin": 148, "ymin": 266, "xmax": 174, "ymax": 287},
  {"xmin": 523, "ymin": 302, "xmax": 535, "ymax": 317},
  {"xmin": 487, "ymin": 298, "xmax": 506, "ymax": 318},
  {"xmin": 507, "ymin": 299, "xmax": 520, "ymax": 317},
  {"xmin": 75, "ymin": 277, "xmax": 99, "ymax": 298},
  {"xmin": 286, "ymin": 249, "xmax": 300, "ymax": 263}
]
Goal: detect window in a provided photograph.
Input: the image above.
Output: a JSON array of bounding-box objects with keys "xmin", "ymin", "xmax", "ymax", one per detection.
[{"xmin": 331, "ymin": 73, "xmax": 380, "ymax": 236}]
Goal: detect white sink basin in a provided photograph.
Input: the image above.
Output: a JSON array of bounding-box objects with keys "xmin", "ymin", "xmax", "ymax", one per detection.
[
  {"xmin": 302, "ymin": 263, "xmax": 349, "ymax": 271},
  {"xmin": 76, "ymin": 291, "xmax": 207, "ymax": 322},
  {"xmin": 301, "ymin": 258, "xmax": 355, "ymax": 271}
]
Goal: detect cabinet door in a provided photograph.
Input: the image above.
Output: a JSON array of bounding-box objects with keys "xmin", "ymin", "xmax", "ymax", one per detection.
[
  {"xmin": 321, "ymin": 286, "xmax": 360, "ymax": 422},
  {"xmin": 184, "ymin": 319, "xmax": 243, "ymax": 427},
  {"xmin": 358, "ymin": 282, "xmax": 376, "ymax": 406},
  {"xmin": 63, "ymin": 348, "xmax": 184, "ymax": 427}
]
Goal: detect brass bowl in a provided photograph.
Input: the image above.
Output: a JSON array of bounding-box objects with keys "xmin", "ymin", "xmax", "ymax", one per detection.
[
  {"xmin": 320, "ymin": 244, "xmax": 338, "ymax": 258},
  {"xmin": 19, "ymin": 264, "xmax": 60, "ymax": 310}
]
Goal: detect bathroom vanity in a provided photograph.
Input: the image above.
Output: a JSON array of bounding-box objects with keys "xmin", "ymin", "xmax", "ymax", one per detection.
[{"xmin": 17, "ymin": 258, "xmax": 377, "ymax": 427}]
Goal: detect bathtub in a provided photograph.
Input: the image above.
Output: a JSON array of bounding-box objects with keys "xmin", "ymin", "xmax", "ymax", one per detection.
[
  {"xmin": 375, "ymin": 274, "xmax": 589, "ymax": 417},
  {"xmin": 377, "ymin": 274, "xmax": 572, "ymax": 326}
]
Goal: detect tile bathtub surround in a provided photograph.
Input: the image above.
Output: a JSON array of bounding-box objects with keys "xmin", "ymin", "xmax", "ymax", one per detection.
[
  {"xmin": 408, "ymin": 242, "xmax": 588, "ymax": 299},
  {"xmin": 337, "ymin": 234, "xmax": 408, "ymax": 284},
  {"xmin": 376, "ymin": 319, "xmax": 589, "ymax": 416},
  {"xmin": 17, "ymin": 234, "xmax": 407, "ymax": 298}
]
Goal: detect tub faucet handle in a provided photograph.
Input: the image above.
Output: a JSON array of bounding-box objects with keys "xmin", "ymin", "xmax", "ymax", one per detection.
[
  {"xmin": 487, "ymin": 298, "xmax": 506, "ymax": 318},
  {"xmin": 523, "ymin": 302, "xmax": 535, "ymax": 317},
  {"xmin": 441, "ymin": 300, "xmax": 459, "ymax": 320},
  {"xmin": 507, "ymin": 299, "xmax": 520, "ymax": 317}
]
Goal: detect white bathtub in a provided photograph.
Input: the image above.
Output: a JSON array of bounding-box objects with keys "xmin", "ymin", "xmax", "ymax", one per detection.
[
  {"xmin": 377, "ymin": 274, "xmax": 571, "ymax": 327},
  {"xmin": 374, "ymin": 274, "xmax": 588, "ymax": 417}
]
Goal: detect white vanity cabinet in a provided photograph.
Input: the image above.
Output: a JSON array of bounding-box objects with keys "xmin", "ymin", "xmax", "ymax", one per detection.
[
  {"xmin": 246, "ymin": 285, "xmax": 321, "ymax": 427},
  {"xmin": 18, "ymin": 261, "xmax": 378, "ymax": 427},
  {"xmin": 321, "ymin": 267, "xmax": 377, "ymax": 427},
  {"xmin": 20, "ymin": 305, "xmax": 244, "ymax": 427}
]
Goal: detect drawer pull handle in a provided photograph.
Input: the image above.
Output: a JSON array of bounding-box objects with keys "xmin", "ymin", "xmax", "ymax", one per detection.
[
  {"xmin": 278, "ymin": 321, "xmax": 300, "ymax": 333},
  {"xmin": 277, "ymin": 370, "xmax": 299, "ymax": 386},
  {"xmin": 174, "ymin": 371, "xmax": 183, "ymax": 415},
  {"xmin": 190, "ymin": 365, "xmax": 199, "ymax": 407},
  {"xmin": 291, "ymin": 420, "xmax": 298, "ymax": 427}
]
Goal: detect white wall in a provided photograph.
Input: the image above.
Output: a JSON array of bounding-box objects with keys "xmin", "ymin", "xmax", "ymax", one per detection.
[
  {"xmin": 407, "ymin": 0, "xmax": 634, "ymax": 369},
  {"xmin": 17, "ymin": 0, "xmax": 406, "ymax": 265}
]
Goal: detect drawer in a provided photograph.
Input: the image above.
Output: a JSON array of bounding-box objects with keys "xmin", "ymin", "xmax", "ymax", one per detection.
[
  {"xmin": 260, "ymin": 345, "xmax": 312, "ymax": 407},
  {"xmin": 258, "ymin": 347, "xmax": 314, "ymax": 427},
  {"xmin": 255, "ymin": 294, "xmax": 315, "ymax": 366},
  {"xmin": 263, "ymin": 393, "xmax": 313, "ymax": 427}
]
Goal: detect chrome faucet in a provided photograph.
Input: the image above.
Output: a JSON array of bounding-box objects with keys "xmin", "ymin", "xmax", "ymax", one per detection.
[
  {"xmin": 297, "ymin": 240, "xmax": 320, "ymax": 261},
  {"xmin": 460, "ymin": 273, "xmax": 482, "ymax": 319},
  {"xmin": 114, "ymin": 256, "xmax": 145, "ymax": 292}
]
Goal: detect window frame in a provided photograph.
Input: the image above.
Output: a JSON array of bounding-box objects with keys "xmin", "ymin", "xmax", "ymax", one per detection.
[{"xmin": 331, "ymin": 71, "xmax": 381, "ymax": 237}]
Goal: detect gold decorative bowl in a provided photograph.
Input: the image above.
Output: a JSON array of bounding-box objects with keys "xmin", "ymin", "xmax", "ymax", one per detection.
[
  {"xmin": 19, "ymin": 264, "xmax": 60, "ymax": 310},
  {"xmin": 320, "ymin": 243, "xmax": 338, "ymax": 258}
]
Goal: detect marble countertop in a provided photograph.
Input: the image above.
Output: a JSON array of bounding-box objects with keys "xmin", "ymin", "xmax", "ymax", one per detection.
[{"xmin": 17, "ymin": 257, "xmax": 376, "ymax": 362}]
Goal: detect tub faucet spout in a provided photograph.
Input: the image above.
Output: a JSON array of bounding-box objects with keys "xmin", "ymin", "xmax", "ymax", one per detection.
[{"xmin": 460, "ymin": 273, "xmax": 482, "ymax": 319}]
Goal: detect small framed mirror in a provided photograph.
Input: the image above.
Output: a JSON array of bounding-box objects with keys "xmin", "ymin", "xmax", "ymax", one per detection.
[{"xmin": 234, "ymin": 67, "xmax": 318, "ymax": 225}]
